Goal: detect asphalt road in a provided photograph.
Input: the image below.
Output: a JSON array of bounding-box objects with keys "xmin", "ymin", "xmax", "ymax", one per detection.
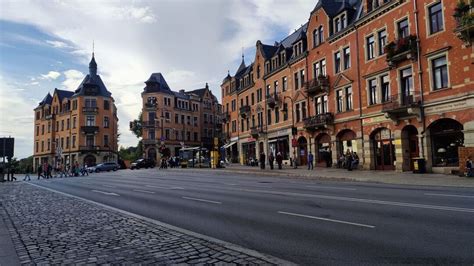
[{"xmin": 30, "ymin": 169, "xmax": 474, "ymax": 265}]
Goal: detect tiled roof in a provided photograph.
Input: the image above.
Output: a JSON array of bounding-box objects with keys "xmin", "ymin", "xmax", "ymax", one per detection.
[
  {"xmin": 73, "ymin": 54, "xmax": 112, "ymax": 98},
  {"xmin": 55, "ymin": 88, "xmax": 74, "ymax": 102},
  {"xmin": 38, "ymin": 93, "xmax": 52, "ymax": 106},
  {"xmin": 143, "ymin": 73, "xmax": 174, "ymax": 95}
]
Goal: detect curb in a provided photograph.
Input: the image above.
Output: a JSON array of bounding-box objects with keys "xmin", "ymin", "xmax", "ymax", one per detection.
[{"xmin": 25, "ymin": 182, "xmax": 296, "ymax": 266}]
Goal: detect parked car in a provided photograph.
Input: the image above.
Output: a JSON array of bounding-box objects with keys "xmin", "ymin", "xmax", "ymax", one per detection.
[
  {"xmin": 86, "ymin": 165, "xmax": 97, "ymax": 173},
  {"xmin": 130, "ymin": 159, "xmax": 155, "ymax": 170},
  {"xmin": 95, "ymin": 162, "xmax": 119, "ymax": 172}
]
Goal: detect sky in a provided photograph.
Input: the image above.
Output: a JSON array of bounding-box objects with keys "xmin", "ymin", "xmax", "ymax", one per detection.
[{"xmin": 0, "ymin": 0, "xmax": 316, "ymax": 159}]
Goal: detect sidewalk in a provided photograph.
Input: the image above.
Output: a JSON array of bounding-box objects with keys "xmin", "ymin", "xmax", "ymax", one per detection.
[
  {"xmin": 201, "ymin": 164, "xmax": 474, "ymax": 188},
  {"xmin": 0, "ymin": 183, "xmax": 290, "ymax": 265}
]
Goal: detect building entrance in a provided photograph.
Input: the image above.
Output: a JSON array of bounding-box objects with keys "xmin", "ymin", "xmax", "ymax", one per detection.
[{"xmin": 372, "ymin": 128, "xmax": 395, "ymax": 170}]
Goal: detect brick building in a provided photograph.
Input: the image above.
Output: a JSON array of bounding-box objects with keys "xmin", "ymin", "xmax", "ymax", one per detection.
[
  {"xmin": 33, "ymin": 54, "xmax": 119, "ymax": 169},
  {"xmin": 139, "ymin": 73, "xmax": 222, "ymax": 161},
  {"xmin": 221, "ymin": 0, "xmax": 474, "ymax": 173}
]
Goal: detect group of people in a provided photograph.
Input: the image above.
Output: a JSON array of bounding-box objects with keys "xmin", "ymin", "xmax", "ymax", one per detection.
[
  {"xmin": 337, "ymin": 150, "xmax": 360, "ymax": 171},
  {"xmin": 34, "ymin": 161, "xmax": 89, "ymax": 180},
  {"xmin": 159, "ymin": 156, "xmax": 180, "ymax": 169},
  {"xmin": 258, "ymin": 151, "xmax": 285, "ymax": 170}
]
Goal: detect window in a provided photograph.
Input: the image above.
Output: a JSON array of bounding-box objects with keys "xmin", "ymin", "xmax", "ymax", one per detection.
[
  {"xmin": 275, "ymin": 107, "xmax": 280, "ymax": 123},
  {"xmin": 266, "ymin": 85, "xmax": 271, "ymax": 98},
  {"xmin": 36, "ymin": 142, "xmax": 38, "ymax": 152},
  {"xmin": 368, "ymin": 79, "xmax": 378, "ymax": 105},
  {"xmin": 41, "ymin": 141, "xmax": 44, "ymax": 152},
  {"xmin": 429, "ymin": 2, "xmax": 443, "ymax": 34},
  {"xmin": 36, "ymin": 126, "xmax": 39, "ymax": 136},
  {"xmin": 302, "ymin": 102, "xmax": 307, "ymax": 119},
  {"xmin": 104, "ymin": 100, "xmax": 110, "ymax": 110},
  {"xmin": 165, "ymin": 112, "xmax": 170, "ymax": 120},
  {"xmin": 321, "ymin": 59, "xmax": 326, "ymax": 75},
  {"xmin": 187, "ymin": 131, "xmax": 191, "ymax": 141},
  {"xmin": 341, "ymin": 14, "xmax": 346, "ymax": 29},
  {"xmin": 334, "ymin": 51, "xmax": 341, "ymax": 73},
  {"xmin": 367, "ymin": 35, "xmax": 375, "ymax": 60},
  {"xmin": 300, "ymin": 69, "xmax": 305, "ymax": 84},
  {"xmin": 319, "ymin": 26, "xmax": 324, "ymax": 43},
  {"xmin": 72, "ymin": 136, "xmax": 76, "ymax": 148},
  {"xmin": 194, "ymin": 132, "xmax": 198, "ymax": 141},
  {"xmin": 103, "ymin": 135, "xmax": 109, "ymax": 147},
  {"xmin": 267, "ymin": 109, "xmax": 272, "ymax": 125},
  {"xmin": 294, "ymin": 72, "xmax": 299, "ymax": 90},
  {"xmin": 432, "ymin": 55, "xmax": 448, "ymax": 90},
  {"xmin": 378, "ymin": 29, "xmax": 387, "ymax": 55},
  {"xmin": 282, "ymin": 77, "xmax": 287, "ymax": 91},
  {"xmin": 251, "ymin": 93, "xmax": 255, "ymax": 105},
  {"xmin": 36, "ymin": 111, "xmax": 40, "ymax": 120},
  {"xmin": 381, "ymin": 75, "xmax": 390, "ymax": 103},
  {"xmin": 257, "ymin": 89, "xmax": 262, "ymax": 102},
  {"xmin": 194, "ymin": 116, "xmax": 198, "ymax": 126},
  {"xmin": 313, "ymin": 29, "xmax": 319, "ymax": 47},
  {"xmin": 85, "ymin": 98, "xmax": 97, "ymax": 108},
  {"xmin": 148, "ymin": 129, "xmax": 155, "ymax": 140},
  {"xmin": 61, "ymin": 120, "xmax": 64, "ymax": 131},
  {"xmin": 283, "ymin": 103, "xmax": 288, "ymax": 121},
  {"xmin": 345, "ymin": 86, "xmax": 353, "ymax": 110},
  {"xmin": 86, "ymin": 116, "xmax": 95, "ymax": 126},
  {"xmin": 73, "ymin": 117, "xmax": 76, "ymax": 128},
  {"xmin": 61, "ymin": 138, "xmax": 64, "ymax": 149},
  {"xmin": 47, "ymin": 122, "xmax": 51, "ymax": 133},
  {"xmin": 47, "ymin": 139, "xmax": 50, "ymax": 150},
  {"xmin": 257, "ymin": 65, "xmax": 260, "ymax": 78},
  {"xmin": 316, "ymin": 97, "xmax": 322, "ymax": 115},
  {"xmin": 55, "ymin": 121, "xmax": 58, "ymax": 132},
  {"xmin": 295, "ymin": 103, "xmax": 301, "ymax": 122},
  {"xmin": 343, "ymin": 47, "xmax": 350, "ymax": 69},
  {"xmin": 323, "ymin": 95, "xmax": 328, "ymax": 113},
  {"xmin": 335, "ymin": 17, "xmax": 341, "ymax": 32},
  {"xmin": 400, "ymin": 68, "xmax": 413, "ymax": 103},
  {"xmin": 72, "ymin": 100, "xmax": 77, "ymax": 110},
  {"xmin": 336, "ymin": 90, "xmax": 343, "ymax": 113},
  {"xmin": 42, "ymin": 125, "xmax": 45, "ymax": 134},
  {"xmin": 398, "ymin": 18, "xmax": 409, "ymax": 38},
  {"xmin": 104, "ymin": 116, "xmax": 109, "ymax": 128},
  {"xmin": 274, "ymin": 80, "xmax": 279, "ymax": 93}
]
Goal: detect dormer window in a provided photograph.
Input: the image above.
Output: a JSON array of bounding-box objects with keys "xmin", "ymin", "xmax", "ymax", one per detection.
[
  {"xmin": 335, "ymin": 18, "xmax": 341, "ymax": 32},
  {"xmin": 313, "ymin": 29, "xmax": 319, "ymax": 48},
  {"xmin": 341, "ymin": 14, "xmax": 346, "ymax": 28}
]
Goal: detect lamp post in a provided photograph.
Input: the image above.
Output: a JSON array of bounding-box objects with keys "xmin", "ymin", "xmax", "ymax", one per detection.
[{"xmin": 282, "ymin": 95, "xmax": 297, "ymax": 169}]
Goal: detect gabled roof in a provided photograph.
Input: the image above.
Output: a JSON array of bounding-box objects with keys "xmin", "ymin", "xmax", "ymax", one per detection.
[
  {"xmin": 260, "ymin": 43, "xmax": 279, "ymax": 59},
  {"xmin": 312, "ymin": 0, "xmax": 359, "ymax": 18},
  {"xmin": 280, "ymin": 23, "xmax": 308, "ymax": 48},
  {"xmin": 55, "ymin": 88, "xmax": 74, "ymax": 102},
  {"xmin": 38, "ymin": 93, "xmax": 52, "ymax": 107}
]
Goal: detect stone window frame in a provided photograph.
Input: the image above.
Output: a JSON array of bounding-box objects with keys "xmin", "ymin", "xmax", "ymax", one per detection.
[
  {"xmin": 425, "ymin": 0, "xmax": 445, "ymax": 38},
  {"xmin": 311, "ymin": 57, "xmax": 327, "ymax": 80},
  {"xmin": 365, "ymin": 71, "xmax": 390, "ymax": 107},
  {"xmin": 394, "ymin": 15, "xmax": 410, "ymax": 39},
  {"xmin": 426, "ymin": 50, "xmax": 451, "ymax": 92}
]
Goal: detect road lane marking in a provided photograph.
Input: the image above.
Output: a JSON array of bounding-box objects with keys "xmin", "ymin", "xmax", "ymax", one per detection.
[
  {"xmin": 231, "ymin": 188, "xmax": 474, "ymax": 213},
  {"xmin": 171, "ymin": 187, "xmax": 184, "ymax": 190},
  {"xmin": 182, "ymin": 196, "xmax": 221, "ymax": 204},
  {"xmin": 133, "ymin": 189, "xmax": 155, "ymax": 194},
  {"xmin": 306, "ymin": 185, "xmax": 356, "ymax": 191},
  {"xmin": 224, "ymin": 183, "xmax": 238, "ymax": 186},
  {"xmin": 424, "ymin": 193, "xmax": 474, "ymax": 199},
  {"xmin": 146, "ymin": 185, "xmax": 169, "ymax": 189},
  {"xmin": 91, "ymin": 190, "xmax": 119, "ymax": 196},
  {"xmin": 278, "ymin": 211, "xmax": 375, "ymax": 228},
  {"xmin": 102, "ymin": 185, "xmax": 117, "ymax": 188}
]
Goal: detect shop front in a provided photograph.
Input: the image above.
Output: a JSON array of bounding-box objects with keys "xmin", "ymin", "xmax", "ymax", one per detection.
[
  {"xmin": 315, "ymin": 133, "xmax": 332, "ymax": 167},
  {"xmin": 223, "ymin": 140, "xmax": 239, "ymax": 163},
  {"xmin": 297, "ymin": 136, "xmax": 308, "ymax": 166},
  {"xmin": 371, "ymin": 128, "xmax": 395, "ymax": 170},
  {"xmin": 336, "ymin": 129, "xmax": 357, "ymax": 157},
  {"xmin": 268, "ymin": 136, "xmax": 290, "ymax": 160},
  {"xmin": 427, "ymin": 118, "xmax": 464, "ymax": 171},
  {"xmin": 242, "ymin": 139, "xmax": 257, "ymax": 166}
]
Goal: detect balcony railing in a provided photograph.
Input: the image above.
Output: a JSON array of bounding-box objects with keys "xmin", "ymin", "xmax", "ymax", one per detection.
[
  {"xmin": 240, "ymin": 105, "xmax": 251, "ymax": 118},
  {"xmin": 82, "ymin": 107, "xmax": 99, "ymax": 114},
  {"xmin": 142, "ymin": 139, "xmax": 157, "ymax": 145},
  {"xmin": 266, "ymin": 92, "xmax": 280, "ymax": 109},
  {"xmin": 382, "ymin": 92, "xmax": 421, "ymax": 113},
  {"xmin": 453, "ymin": 2, "xmax": 474, "ymax": 44},
  {"xmin": 303, "ymin": 113, "xmax": 334, "ymax": 130},
  {"xmin": 303, "ymin": 75, "xmax": 330, "ymax": 95},
  {"xmin": 385, "ymin": 34, "xmax": 418, "ymax": 67},
  {"xmin": 45, "ymin": 114, "xmax": 55, "ymax": 120},
  {"xmin": 81, "ymin": 126, "xmax": 99, "ymax": 134},
  {"xmin": 250, "ymin": 126, "xmax": 260, "ymax": 138},
  {"xmin": 142, "ymin": 121, "xmax": 157, "ymax": 128},
  {"xmin": 222, "ymin": 112, "xmax": 230, "ymax": 122},
  {"xmin": 79, "ymin": 145, "xmax": 100, "ymax": 151}
]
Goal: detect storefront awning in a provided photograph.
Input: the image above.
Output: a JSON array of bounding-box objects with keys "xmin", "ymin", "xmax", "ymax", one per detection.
[{"xmin": 222, "ymin": 141, "xmax": 237, "ymax": 149}]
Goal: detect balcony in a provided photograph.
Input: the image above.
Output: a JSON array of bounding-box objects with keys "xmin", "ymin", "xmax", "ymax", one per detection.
[
  {"xmin": 142, "ymin": 139, "xmax": 157, "ymax": 145},
  {"xmin": 304, "ymin": 75, "xmax": 330, "ymax": 96},
  {"xmin": 266, "ymin": 92, "xmax": 280, "ymax": 109},
  {"xmin": 222, "ymin": 112, "xmax": 230, "ymax": 123},
  {"xmin": 250, "ymin": 126, "xmax": 260, "ymax": 138},
  {"xmin": 81, "ymin": 126, "xmax": 99, "ymax": 134},
  {"xmin": 144, "ymin": 102, "xmax": 156, "ymax": 111},
  {"xmin": 303, "ymin": 113, "xmax": 334, "ymax": 131},
  {"xmin": 453, "ymin": 2, "xmax": 474, "ymax": 44},
  {"xmin": 385, "ymin": 35, "xmax": 418, "ymax": 68},
  {"xmin": 382, "ymin": 92, "xmax": 421, "ymax": 121},
  {"xmin": 45, "ymin": 114, "xmax": 55, "ymax": 120},
  {"xmin": 82, "ymin": 107, "xmax": 99, "ymax": 114},
  {"xmin": 240, "ymin": 105, "xmax": 251, "ymax": 119},
  {"xmin": 79, "ymin": 145, "xmax": 100, "ymax": 152},
  {"xmin": 142, "ymin": 121, "xmax": 157, "ymax": 128}
]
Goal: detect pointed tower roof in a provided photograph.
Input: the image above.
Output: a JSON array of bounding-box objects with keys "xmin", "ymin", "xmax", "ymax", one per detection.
[
  {"xmin": 235, "ymin": 54, "xmax": 246, "ymax": 75},
  {"xmin": 73, "ymin": 53, "xmax": 112, "ymax": 98},
  {"xmin": 143, "ymin": 73, "xmax": 173, "ymax": 94},
  {"xmin": 89, "ymin": 53, "xmax": 97, "ymax": 76}
]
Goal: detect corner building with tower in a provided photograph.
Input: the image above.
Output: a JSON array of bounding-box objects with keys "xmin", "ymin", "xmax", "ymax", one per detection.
[{"xmin": 221, "ymin": 0, "xmax": 474, "ymax": 173}]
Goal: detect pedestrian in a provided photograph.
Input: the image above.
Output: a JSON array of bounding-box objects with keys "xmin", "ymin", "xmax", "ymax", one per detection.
[
  {"xmin": 47, "ymin": 163, "xmax": 53, "ymax": 178},
  {"xmin": 276, "ymin": 152, "xmax": 283, "ymax": 170},
  {"xmin": 260, "ymin": 152, "xmax": 266, "ymax": 170},
  {"xmin": 74, "ymin": 161, "xmax": 80, "ymax": 176},
  {"xmin": 10, "ymin": 166, "xmax": 16, "ymax": 181},
  {"xmin": 23, "ymin": 165, "xmax": 31, "ymax": 181},
  {"xmin": 345, "ymin": 149, "xmax": 353, "ymax": 171},
  {"xmin": 269, "ymin": 152, "xmax": 274, "ymax": 170},
  {"xmin": 308, "ymin": 151, "xmax": 314, "ymax": 170},
  {"xmin": 351, "ymin": 152, "xmax": 359, "ymax": 170},
  {"xmin": 466, "ymin": 156, "xmax": 473, "ymax": 177}
]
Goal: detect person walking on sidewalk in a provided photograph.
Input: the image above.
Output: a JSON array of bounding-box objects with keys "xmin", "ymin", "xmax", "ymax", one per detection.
[
  {"xmin": 466, "ymin": 156, "xmax": 473, "ymax": 177},
  {"xmin": 345, "ymin": 149, "xmax": 353, "ymax": 171},
  {"xmin": 276, "ymin": 152, "xmax": 283, "ymax": 170},
  {"xmin": 260, "ymin": 152, "xmax": 266, "ymax": 170},
  {"xmin": 308, "ymin": 151, "xmax": 314, "ymax": 170},
  {"xmin": 268, "ymin": 152, "xmax": 275, "ymax": 170},
  {"xmin": 23, "ymin": 165, "xmax": 31, "ymax": 181}
]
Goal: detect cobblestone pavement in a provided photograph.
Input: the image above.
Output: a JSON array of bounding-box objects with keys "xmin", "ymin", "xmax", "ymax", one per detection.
[{"xmin": 0, "ymin": 183, "xmax": 288, "ymax": 265}]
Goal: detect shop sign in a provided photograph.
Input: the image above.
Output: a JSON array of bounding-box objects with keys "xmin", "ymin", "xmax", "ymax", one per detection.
[
  {"xmin": 362, "ymin": 115, "xmax": 388, "ymax": 125},
  {"xmin": 247, "ymin": 138, "xmax": 256, "ymax": 142}
]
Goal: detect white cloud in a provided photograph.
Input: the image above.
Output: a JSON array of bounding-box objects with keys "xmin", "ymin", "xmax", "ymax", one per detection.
[
  {"xmin": 62, "ymin": 69, "xmax": 84, "ymax": 90},
  {"xmin": 40, "ymin": 71, "xmax": 61, "ymax": 80},
  {"xmin": 46, "ymin": 40, "xmax": 71, "ymax": 49},
  {"xmin": 0, "ymin": 0, "xmax": 315, "ymax": 155}
]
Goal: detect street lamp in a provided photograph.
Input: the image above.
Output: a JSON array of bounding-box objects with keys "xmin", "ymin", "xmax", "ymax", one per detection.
[{"xmin": 281, "ymin": 95, "xmax": 297, "ymax": 169}]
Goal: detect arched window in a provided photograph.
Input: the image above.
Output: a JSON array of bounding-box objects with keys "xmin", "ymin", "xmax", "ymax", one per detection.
[
  {"xmin": 313, "ymin": 29, "xmax": 318, "ymax": 48},
  {"xmin": 319, "ymin": 26, "xmax": 324, "ymax": 43}
]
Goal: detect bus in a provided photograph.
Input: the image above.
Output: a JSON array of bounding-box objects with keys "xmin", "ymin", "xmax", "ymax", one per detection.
[{"xmin": 178, "ymin": 147, "xmax": 209, "ymax": 168}]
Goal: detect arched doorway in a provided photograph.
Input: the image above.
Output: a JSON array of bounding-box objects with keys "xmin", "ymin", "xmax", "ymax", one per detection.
[
  {"xmin": 148, "ymin": 148, "xmax": 157, "ymax": 162},
  {"xmin": 298, "ymin": 136, "xmax": 308, "ymax": 166},
  {"xmin": 337, "ymin": 129, "xmax": 357, "ymax": 157},
  {"xmin": 428, "ymin": 119, "xmax": 464, "ymax": 167},
  {"xmin": 316, "ymin": 133, "xmax": 332, "ymax": 167},
  {"xmin": 401, "ymin": 125, "xmax": 419, "ymax": 171},
  {"xmin": 371, "ymin": 128, "xmax": 395, "ymax": 170},
  {"xmin": 83, "ymin": 154, "xmax": 96, "ymax": 166}
]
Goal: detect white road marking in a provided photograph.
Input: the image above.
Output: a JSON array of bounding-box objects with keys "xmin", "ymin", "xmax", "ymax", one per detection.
[
  {"xmin": 278, "ymin": 211, "xmax": 375, "ymax": 228},
  {"xmin": 91, "ymin": 190, "xmax": 119, "ymax": 196},
  {"xmin": 171, "ymin": 187, "xmax": 185, "ymax": 190},
  {"xmin": 231, "ymin": 188, "xmax": 474, "ymax": 213},
  {"xmin": 424, "ymin": 193, "xmax": 474, "ymax": 199},
  {"xmin": 102, "ymin": 185, "xmax": 116, "ymax": 188},
  {"xmin": 224, "ymin": 183, "xmax": 237, "ymax": 186},
  {"xmin": 133, "ymin": 189, "xmax": 155, "ymax": 194},
  {"xmin": 146, "ymin": 185, "xmax": 169, "ymax": 189},
  {"xmin": 306, "ymin": 185, "xmax": 356, "ymax": 191},
  {"xmin": 182, "ymin": 196, "xmax": 221, "ymax": 204}
]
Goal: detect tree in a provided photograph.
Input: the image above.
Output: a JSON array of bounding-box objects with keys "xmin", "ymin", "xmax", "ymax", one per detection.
[{"xmin": 129, "ymin": 111, "xmax": 143, "ymax": 139}]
